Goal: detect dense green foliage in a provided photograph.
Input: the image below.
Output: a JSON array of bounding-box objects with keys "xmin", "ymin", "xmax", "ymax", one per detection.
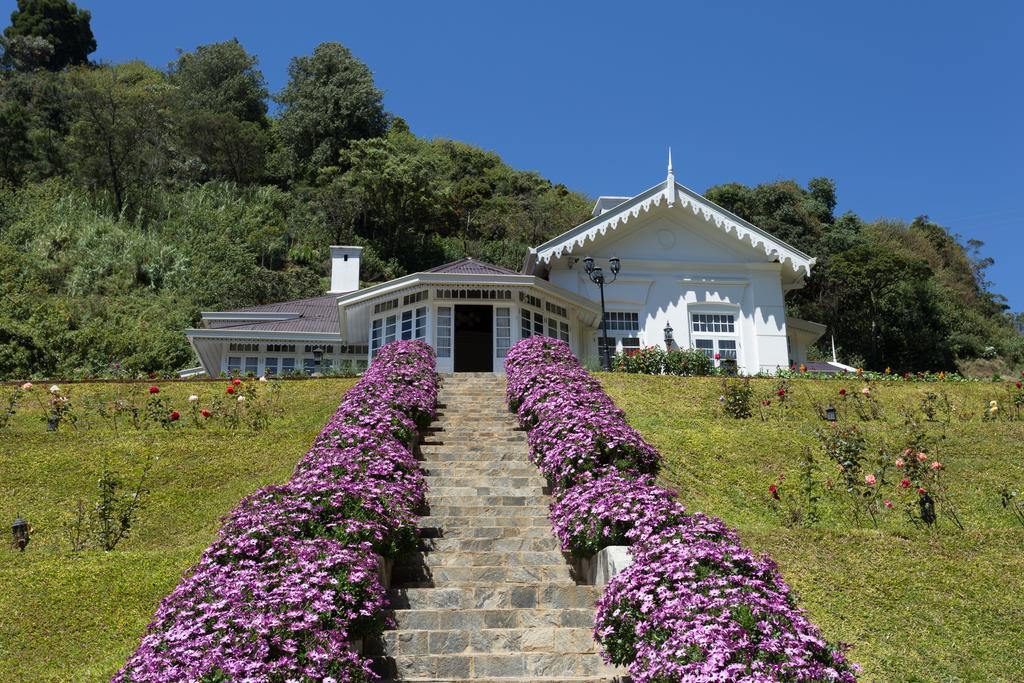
[
  {"xmin": 0, "ymin": 2, "xmax": 1018, "ymax": 378},
  {"xmin": 705, "ymin": 179, "xmax": 1023, "ymax": 371},
  {"xmin": 603, "ymin": 373, "xmax": 1024, "ymax": 682}
]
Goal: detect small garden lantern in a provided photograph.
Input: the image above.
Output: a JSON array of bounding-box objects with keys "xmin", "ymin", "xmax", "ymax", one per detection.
[
  {"xmin": 312, "ymin": 347, "xmax": 324, "ymax": 370},
  {"xmin": 825, "ymin": 404, "xmax": 838, "ymax": 422},
  {"xmin": 663, "ymin": 322, "xmax": 674, "ymax": 349},
  {"xmin": 12, "ymin": 516, "xmax": 29, "ymax": 551}
]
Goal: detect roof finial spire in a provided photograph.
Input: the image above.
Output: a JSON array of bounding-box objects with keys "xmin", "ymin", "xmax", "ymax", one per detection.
[{"xmin": 665, "ymin": 146, "xmax": 676, "ymax": 206}]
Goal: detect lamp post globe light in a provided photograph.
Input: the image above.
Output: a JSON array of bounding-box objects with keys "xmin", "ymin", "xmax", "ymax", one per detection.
[
  {"xmin": 663, "ymin": 322, "xmax": 674, "ymax": 349},
  {"xmin": 583, "ymin": 256, "xmax": 621, "ymax": 372}
]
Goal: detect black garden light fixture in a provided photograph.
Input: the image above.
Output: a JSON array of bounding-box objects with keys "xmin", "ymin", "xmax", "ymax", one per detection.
[
  {"xmin": 312, "ymin": 347, "xmax": 324, "ymax": 371},
  {"xmin": 12, "ymin": 516, "xmax": 29, "ymax": 551},
  {"xmin": 583, "ymin": 256, "xmax": 621, "ymax": 372},
  {"xmin": 664, "ymin": 322, "xmax": 674, "ymax": 349},
  {"xmin": 825, "ymin": 404, "xmax": 838, "ymax": 422}
]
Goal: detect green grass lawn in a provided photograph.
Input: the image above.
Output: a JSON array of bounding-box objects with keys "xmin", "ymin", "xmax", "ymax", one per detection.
[
  {"xmin": 0, "ymin": 378, "xmax": 355, "ymax": 682},
  {"xmin": 601, "ymin": 374, "xmax": 1024, "ymax": 683}
]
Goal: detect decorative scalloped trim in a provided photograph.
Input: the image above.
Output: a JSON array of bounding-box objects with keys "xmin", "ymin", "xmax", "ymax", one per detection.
[{"xmin": 538, "ymin": 187, "xmax": 815, "ymax": 278}]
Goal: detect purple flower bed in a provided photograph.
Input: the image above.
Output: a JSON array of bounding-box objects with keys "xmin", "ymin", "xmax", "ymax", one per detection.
[
  {"xmin": 505, "ymin": 336, "xmax": 857, "ymax": 682},
  {"xmin": 115, "ymin": 340, "xmax": 439, "ymax": 683}
]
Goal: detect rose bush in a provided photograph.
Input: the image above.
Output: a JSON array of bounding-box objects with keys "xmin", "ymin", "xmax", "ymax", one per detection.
[
  {"xmin": 505, "ymin": 335, "xmax": 857, "ymax": 682},
  {"xmin": 115, "ymin": 340, "xmax": 438, "ymax": 683}
]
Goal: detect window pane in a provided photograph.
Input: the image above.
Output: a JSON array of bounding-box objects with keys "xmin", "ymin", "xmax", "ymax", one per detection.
[
  {"xmin": 547, "ymin": 318, "xmax": 557, "ymax": 338},
  {"xmin": 264, "ymin": 357, "xmax": 278, "ymax": 375},
  {"xmin": 496, "ymin": 307, "xmax": 511, "ymax": 358},
  {"xmin": 415, "ymin": 306, "xmax": 427, "ymax": 340},
  {"xmin": 559, "ymin": 321, "xmax": 569, "ymax": 342},
  {"xmin": 371, "ymin": 318, "xmax": 384, "ymax": 356},
  {"xmin": 718, "ymin": 339, "xmax": 737, "ymax": 360},
  {"xmin": 303, "ymin": 358, "xmax": 316, "ymax": 374},
  {"xmin": 385, "ymin": 314, "xmax": 397, "ymax": 343},
  {"xmin": 437, "ymin": 306, "xmax": 452, "ymax": 358},
  {"xmin": 521, "ymin": 309, "xmax": 532, "ymax": 339},
  {"xmin": 226, "ymin": 356, "xmax": 241, "ymax": 372},
  {"xmin": 244, "ymin": 357, "xmax": 258, "ymax": 375},
  {"xmin": 281, "ymin": 357, "xmax": 296, "ymax": 372},
  {"xmin": 695, "ymin": 339, "xmax": 714, "ymax": 358},
  {"xmin": 401, "ymin": 310, "xmax": 413, "ymax": 340},
  {"xmin": 533, "ymin": 312, "xmax": 544, "ymax": 335}
]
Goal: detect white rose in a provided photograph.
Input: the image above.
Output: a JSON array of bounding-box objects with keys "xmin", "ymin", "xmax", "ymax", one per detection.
[
  {"xmin": 258, "ymin": 376, "xmax": 268, "ymax": 382},
  {"xmin": 187, "ymin": 395, "xmax": 200, "ymax": 403},
  {"xmin": 237, "ymin": 395, "xmax": 246, "ymax": 403},
  {"xmin": 20, "ymin": 382, "xmax": 32, "ymax": 390},
  {"xmin": 49, "ymin": 385, "xmax": 61, "ymax": 395}
]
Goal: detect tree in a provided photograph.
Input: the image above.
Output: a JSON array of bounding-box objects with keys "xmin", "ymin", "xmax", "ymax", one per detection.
[
  {"xmin": 3, "ymin": 0, "xmax": 95, "ymax": 70},
  {"xmin": 169, "ymin": 39, "xmax": 267, "ymax": 124},
  {"xmin": 276, "ymin": 42, "xmax": 389, "ymax": 176},
  {"xmin": 65, "ymin": 61, "xmax": 175, "ymax": 216}
]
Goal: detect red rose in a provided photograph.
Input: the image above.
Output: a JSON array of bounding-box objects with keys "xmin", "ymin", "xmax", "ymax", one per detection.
[
  {"xmin": 148, "ymin": 386, "xmax": 160, "ymax": 394},
  {"xmin": 169, "ymin": 410, "xmax": 180, "ymax": 421},
  {"xmin": 768, "ymin": 484, "xmax": 780, "ymax": 500},
  {"xmin": 917, "ymin": 487, "xmax": 927, "ymax": 495},
  {"xmin": 1017, "ymin": 381, "xmax": 1022, "ymax": 389},
  {"xmin": 232, "ymin": 378, "xmax": 242, "ymax": 386},
  {"xmin": 839, "ymin": 388, "xmax": 847, "ymax": 396},
  {"xmin": 900, "ymin": 478, "xmax": 911, "ymax": 489},
  {"xmin": 777, "ymin": 388, "xmax": 786, "ymax": 397},
  {"xmin": 226, "ymin": 385, "xmax": 235, "ymax": 395},
  {"xmin": 714, "ymin": 353, "xmax": 721, "ymax": 360},
  {"xmin": 200, "ymin": 408, "xmax": 211, "ymax": 418}
]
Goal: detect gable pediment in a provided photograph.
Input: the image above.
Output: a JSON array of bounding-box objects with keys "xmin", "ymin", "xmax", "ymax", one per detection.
[{"xmin": 527, "ymin": 178, "xmax": 815, "ymax": 280}]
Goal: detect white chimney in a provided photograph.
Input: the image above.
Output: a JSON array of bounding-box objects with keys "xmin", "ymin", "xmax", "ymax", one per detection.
[{"xmin": 329, "ymin": 246, "xmax": 362, "ymax": 294}]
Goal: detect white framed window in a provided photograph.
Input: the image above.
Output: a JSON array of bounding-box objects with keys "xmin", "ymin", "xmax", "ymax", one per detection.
[
  {"xmin": 244, "ymin": 357, "xmax": 259, "ymax": 375},
  {"xmin": 415, "ymin": 306, "xmax": 427, "ymax": 340},
  {"xmin": 370, "ymin": 318, "xmax": 384, "ymax": 357},
  {"xmin": 436, "ymin": 307, "xmax": 452, "ymax": 358},
  {"xmin": 226, "ymin": 356, "xmax": 241, "ymax": 373},
  {"xmin": 604, "ymin": 311, "xmax": 640, "ymax": 332},
  {"xmin": 496, "ymin": 307, "xmax": 511, "ymax": 358},
  {"xmin": 401, "ymin": 310, "xmax": 414, "ymax": 340},
  {"xmin": 281, "ymin": 357, "xmax": 296, "ymax": 374},
  {"xmin": 303, "ymin": 358, "xmax": 316, "ymax": 374},
  {"xmin": 559, "ymin": 321, "xmax": 570, "ymax": 343},
  {"xmin": 690, "ymin": 311, "xmax": 738, "ymax": 365},
  {"xmin": 264, "ymin": 357, "xmax": 279, "ymax": 375},
  {"xmin": 521, "ymin": 309, "xmax": 532, "ymax": 339},
  {"xmin": 547, "ymin": 318, "xmax": 558, "ymax": 339},
  {"xmin": 533, "ymin": 311, "xmax": 544, "ymax": 335},
  {"xmin": 384, "ymin": 314, "xmax": 397, "ymax": 345}
]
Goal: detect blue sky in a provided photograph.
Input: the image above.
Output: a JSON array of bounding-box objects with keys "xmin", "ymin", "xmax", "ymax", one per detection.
[{"xmin": 6, "ymin": 0, "xmax": 1023, "ymax": 309}]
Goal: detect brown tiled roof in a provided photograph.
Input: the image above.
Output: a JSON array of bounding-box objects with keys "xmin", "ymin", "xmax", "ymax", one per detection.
[
  {"xmin": 424, "ymin": 257, "xmax": 520, "ymax": 276},
  {"xmin": 204, "ymin": 294, "xmax": 341, "ymax": 334}
]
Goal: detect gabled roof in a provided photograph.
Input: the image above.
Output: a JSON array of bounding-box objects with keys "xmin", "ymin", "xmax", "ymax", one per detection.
[
  {"xmin": 425, "ymin": 257, "xmax": 520, "ymax": 276},
  {"xmin": 525, "ymin": 168, "xmax": 816, "ymax": 281},
  {"xmin": 197, "ymin": 294, "xmax": 341, "ymax": 334}
]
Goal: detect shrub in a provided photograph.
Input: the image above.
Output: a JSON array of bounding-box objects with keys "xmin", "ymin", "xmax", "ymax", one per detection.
[
  {"xmin": 720, "ymin": 377, "xmax": 753, "ymax": 419},
  {"xmin": 664, "ymin": 348, "xmax": 714, "ymax": 376},
  {"xmin": 115, "ymin": 340, "xmax": 439, "ymax": 682},
  {"xmin": 614, "ymin": 346, "xmax": 665, "ymax": 374},
  {"xmin": 549, "ymin": 468, "xmax": 685, "ymax": 557}
]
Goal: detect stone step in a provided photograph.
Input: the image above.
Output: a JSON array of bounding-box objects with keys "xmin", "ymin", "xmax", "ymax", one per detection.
[
  {"xmin": 418, "ymin": 516, "xmax": 551, "ymax": 529},
  {"xmin": 388, "ymin": 585, "xmax": 602, "ymax": 610},
  {"xmin": 424, "ymin": 477, "xmax": 548, "ymax": 489},
  {"xmin": 373, "ymin": 652, "xmax": 618, "ymax": 680},
  {"xmin": 391, "ymin": 564, "xmax": 574, "ymax": 585},
  {"xmin": 376, "ymin": 625, "xmax": 598, "ymax": 655},
  {"xmin": 420, "ymin": 505, "xmax": 550, "ymax": 517},
  {"xmin": 396, "ymin": 550, "xmax": 566, "ymax": 568},
  {"xmin": 417, "ymin": 525, "xmax": 554, "ymax": 539},
  {"xmin": 423, "ymin": 465, "xmax": 541, "ymax": 476},
  {"xmin": 420, "ymin": 452, "xmax": 531, "ymax": 463},
  {"xmin": 386, "ymin": 610, "xmax": 595, "ymax": 633},
  {"xmin": 418, "ymin": 537, "xmax": 560, "ymax": 552},
  {"xmin": 426, "ymin": 486, "xmax": 546, "ymax": 497},
  {"xmin": 426, "ymin": 497, "xmax": 546, "ymax": 509}
]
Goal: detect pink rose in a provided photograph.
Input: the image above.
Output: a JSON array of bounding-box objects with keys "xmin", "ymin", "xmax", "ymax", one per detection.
[
  {"xmin": 884, "ymin": 500, "xmax": 894, "ymax": 509},
  {"xmin": 895, "ymin": 458, "xmax": 905, "ymax": 468},
  {"xmin": 861, "ymin": 387, "xmax": 871, "ymax": 396},
  {"xmin": 916, "ymin": 452, "xmax": 928, "ymax": 463},
  {"xmin": 930, "ymin": 461, "xmax": 942, "ymax": 470},
  {"xmin": 864, "ymin": 474, "xmax": 877, "ymax": 485}
]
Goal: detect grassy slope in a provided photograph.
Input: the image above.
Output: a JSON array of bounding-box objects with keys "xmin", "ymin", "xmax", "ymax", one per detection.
[
  {"xmin": 0, "ymin": 379, "xmax": 355, "ymax": 682},
  {"xmin": 601, "ymin": 374, "xmax": 1024, "ymax": 683}
]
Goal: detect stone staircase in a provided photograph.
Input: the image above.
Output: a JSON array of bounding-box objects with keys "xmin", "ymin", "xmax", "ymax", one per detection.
[{"xmin": 372, "ymin": 373, "xmax": 623, "ymax": 682}]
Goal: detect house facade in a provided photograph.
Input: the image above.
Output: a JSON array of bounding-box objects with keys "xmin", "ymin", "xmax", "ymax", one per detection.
[{"xmin": 186, "ymin": 160, "xmax": 826, "ymax": 376}]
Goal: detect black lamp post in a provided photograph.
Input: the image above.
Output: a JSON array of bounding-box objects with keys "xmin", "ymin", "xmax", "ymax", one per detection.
[
  {"xmin": 664, "ymin": 322, "xmax": 674, "ymax": 350},
  {"xmin": 312, "ymin": 347, "xmax": 324, "ymax": 373},
  {"xmin": 12, "ymin": 516, "xmax": 29, "ymax": 551},
  {"xmin": 583, "ymin": 256, "xmax": 621, "ymax": 371}
]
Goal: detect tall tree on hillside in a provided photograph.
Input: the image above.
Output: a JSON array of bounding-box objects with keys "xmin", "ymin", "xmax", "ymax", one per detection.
[
  {"xmin": 169, "ymin": 40, "xmax": 270, "ymax": 183},
  {"xmin": 65, "ymin": 61, "xmax": 175, "ymax": 216},
  {"xmin": 2, "ymin": 0, "xmax": 95, "ymax": 70},
  {"xmin": 276, "ymin": 42, "xmax": 389, "ymax": 177}
]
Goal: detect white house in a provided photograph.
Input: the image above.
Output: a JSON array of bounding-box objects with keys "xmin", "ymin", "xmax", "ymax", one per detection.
[{"xmin": 186, "ymin": 158, "xmax": 827, "ymax": 376}]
